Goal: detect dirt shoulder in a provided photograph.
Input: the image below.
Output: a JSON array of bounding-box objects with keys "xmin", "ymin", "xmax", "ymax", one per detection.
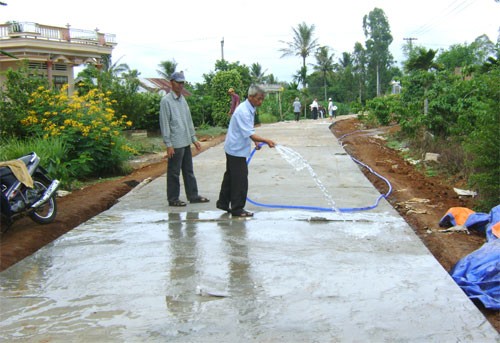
[
  {"xmin": 0, "ymin": 118, "xmax": 497, "ymax": 331},
  {"xmin": 331, "ymin": 118, "xmax": 498, "ymax": 331}
]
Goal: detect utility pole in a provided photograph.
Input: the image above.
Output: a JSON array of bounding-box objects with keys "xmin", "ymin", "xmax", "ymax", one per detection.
[
  {"xmin": 220, "ymin": 37, "xmax": 224, "ymax": 61},
  {"xmin": 403, "ymin": 37, "xmax": 418, "ymax": 52}
]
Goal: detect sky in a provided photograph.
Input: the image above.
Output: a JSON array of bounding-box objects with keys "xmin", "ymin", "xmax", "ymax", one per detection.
[{"xmin": 2, "ymin": 0, "xmax": 499, "ymax": 83}]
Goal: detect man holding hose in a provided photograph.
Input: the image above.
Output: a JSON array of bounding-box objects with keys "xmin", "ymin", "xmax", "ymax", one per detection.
[{"xmin": 216, "ymin": 84, "xmax": 276, "ymax": 217}]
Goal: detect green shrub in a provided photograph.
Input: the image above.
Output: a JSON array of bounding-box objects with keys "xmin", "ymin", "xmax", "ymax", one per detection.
[
  {"xmin": 463, "ymin": 68, "xmax": 500, "ymax": 211},
  {"xmin": 0, "ymin": 136, "xmax": 82, "ymax": 188},
  {"xmin": 19, "ymin": 85, "xmax": 137, "ymax": 179},
  {"xmin": 364, "ymin": 94, "xmax": 401, "ymax": 125},
  {"xmin": 258, "ymin": 113, "xmax": 279, "ymax": 124}
]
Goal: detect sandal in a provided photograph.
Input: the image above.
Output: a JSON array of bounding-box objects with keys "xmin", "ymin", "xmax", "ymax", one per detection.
[
  {"xmin": 169, "ymin": 200, "xmax": 187, "ymax": 207},
  {"xmin": 190, "ymin": 196, "xmax": 210, "ymax": 203},
  {"xmin": 232, "ymin": 210, "xmax": 254, "ymax": 217}
]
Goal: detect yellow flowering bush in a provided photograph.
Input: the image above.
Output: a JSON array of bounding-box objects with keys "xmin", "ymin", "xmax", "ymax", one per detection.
[{"xmin": 21, "ymin": 85, "xmax": 137, "ymax": 177}]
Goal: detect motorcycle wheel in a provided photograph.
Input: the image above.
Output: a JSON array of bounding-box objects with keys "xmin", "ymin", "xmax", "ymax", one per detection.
[{"xmin": 29, "ymin": 177, "xmax": 57, "ymax": 224}]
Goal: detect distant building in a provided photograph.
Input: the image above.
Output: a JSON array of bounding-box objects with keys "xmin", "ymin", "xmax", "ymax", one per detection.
[
  {"xmin": 0, "ymin": 21, "xmax": 116, "ymax": 93},
  {"xmin": 390, "ymin": 80, "xmax": 401, "ymax": 94}
]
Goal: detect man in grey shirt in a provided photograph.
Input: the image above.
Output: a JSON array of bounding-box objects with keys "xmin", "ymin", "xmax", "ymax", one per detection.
[{"xmin": 159, "ymin": 71, "xmax": 209, "ymax": 207}]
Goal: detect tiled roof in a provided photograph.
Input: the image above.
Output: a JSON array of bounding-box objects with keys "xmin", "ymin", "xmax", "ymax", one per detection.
[{"xmin": 138, "ymin": 78, "xmax": 191, "ymax": 96}]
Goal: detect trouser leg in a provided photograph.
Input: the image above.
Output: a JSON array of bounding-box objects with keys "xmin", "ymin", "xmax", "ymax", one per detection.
[
  {"xmin": 218, "ymin": 157, "xmax": 232, "ymax": 208},
  {"xmin": 167, "ymin": 147, "xmax": 183, "ymax": 202},
  {"xmin": 218, "ymin": 154, "xmax": 247, "ymax": 213},
  {"xmin": 180, "ymin": 146, "xmax": 199, "ymax": 201}
]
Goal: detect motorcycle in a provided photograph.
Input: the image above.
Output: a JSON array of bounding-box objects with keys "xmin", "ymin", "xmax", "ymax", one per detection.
[{"xmin": 0, "ymin": 152, "xmax": 60, "ymax": 232}]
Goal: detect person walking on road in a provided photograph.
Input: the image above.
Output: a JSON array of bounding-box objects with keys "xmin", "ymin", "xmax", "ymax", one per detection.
[
  {"xmin": 328, "ymin": 98, "xmax": 335, "ymax": 121},
  {"xmin": 159, "ymin": 71, "xmax": 209, "ymax": 207},
  {"xmin": 293, "ymin": 97, "xmax": 301, "ymax": 122},
  {"xmin": 310, "ymin": 98, "xmax": 319, "ymax": 120},
  {"xmin": 217, "ymin": 85, "xmax": 276, "ymax": 217},
  {"xmin": 228, "ymin": 87, "xmax": 240, "ymax": 117}
]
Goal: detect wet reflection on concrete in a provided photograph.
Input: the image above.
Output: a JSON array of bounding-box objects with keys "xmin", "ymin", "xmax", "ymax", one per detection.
[
  {"xmin": 1, "ymin": 207, "xmax": 498, "ymax": 342},
  {"xmin": 1, "ymin": 119, "xmax": 498, "ymax": 342}
]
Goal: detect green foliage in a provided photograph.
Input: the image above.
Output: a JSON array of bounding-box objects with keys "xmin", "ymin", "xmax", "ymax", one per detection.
[
  {"xmin": 0, "ymin": 135, "xmax": 85, "ymax": 188},
  {"xmin": 19, "ymin": 85, "xmax": 136, "ymax": 178},
  {"xmin": 186, "ymin": 89, "xmax": 214, "ymax": 127},
  {"xmin": 348, "ymin": 101, "xmax": 363, "ymax": 114},
  {"xmin": 363, "ymin": 94, "xmax": 401, "ymax": 125},
  {"xmin": 281, "ymin": 88, "xmax": 303, "ymax": 119},
  {"xmin": 279, "ymin": 22, "xmax": 319, "ymax": 88},
  {"xmin": 362, "ymin": 8, "xmax": 394, "ymax": 98},
  {"xmin": 258, "ymin": 112, "xmax": 279, "ymax": 124},
  {"xmin": 463, "ymin": 67, "xmax": 500, "ymax": 210},
  {"xmin": 210, "ymin": 70, "xmax": 243, "ymax": 126},
  {"xmin": 196, "ymin": 126, "xmax": 226, "ymax": 138},
  {"xmin": 118, "ymin": 91, "xmax": 162, "ymax": 131},
  {"xmin": 259, "ymin": 92, "xmax": 282, "ymax": 120},
  {"xmin": 0, "ymin": 63, "xmax": 48, "ymax": 137}
]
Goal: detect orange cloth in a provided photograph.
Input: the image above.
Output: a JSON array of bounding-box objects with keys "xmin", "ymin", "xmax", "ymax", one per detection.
[
  {"xmin": 445, "ymin": 207, "xmax": 475, "ymax": 226},
  {"xmin": 492, "ymin": 222, "xmax": 500, "ymax": 239},
  {"xmin": 0, "ymin": 160, "xmax": 34, "ymax": 188}
]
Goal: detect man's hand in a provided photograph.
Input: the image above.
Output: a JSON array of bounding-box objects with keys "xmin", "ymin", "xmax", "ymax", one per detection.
[
  {"xmin": 194, "ymin": 141, "xmax": 202, "ymax": 151},
  {"xmin": 166, "ymin": 147, "xmax": 175, "ymax": 159},
  {"xmin": 266, "ymin": 140, "xmax": 276, "ymax": 148}
]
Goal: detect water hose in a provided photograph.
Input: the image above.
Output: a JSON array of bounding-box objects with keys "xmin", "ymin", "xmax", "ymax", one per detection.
[{"xmin": 246, "ymin": 139, "xmax": 392, "ymax": 213}]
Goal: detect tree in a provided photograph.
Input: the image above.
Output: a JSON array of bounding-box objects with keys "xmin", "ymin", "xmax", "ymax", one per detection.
[
  {"xmin": 0, "ymin": 63, "xmax": 48, "ymax": 137},
  {"xmin": 157, "ymin": 60, "xmax": 177, "ymax": 78},
  {"xmin": 313, "ymin": 46, "xmax": 335, "ymax": 102},
  {"xmin": 279, "ymin": 22, "xmax": 319, "ymax": 88},
  {"xmin": 334, "ymin": 52, "xmax": 358, "ymax": 103},
  {"xmin": 250, "ymin": 63, "xmax": 267, "ymax": 84},
  {"xmin": 210, "ymin": 70, "xmax": 243, "ymax": 127},
  {"xmin": 436, "ymin": 35, "xmax": 496, "ymax": 74},
  {"xmin": 292, "ymin": 66, "xmax": 308, "ymax": 90},
  {"xmin": 352, "ymin": 42, "xmax": 367, "ymax": 103},
  {"xmin": 363, "ymin": 8, "xmax": 394, "ymax": 97},
  {"xmin": 405, "ymin": 47, "xmax": 439, "ymax": 72}
]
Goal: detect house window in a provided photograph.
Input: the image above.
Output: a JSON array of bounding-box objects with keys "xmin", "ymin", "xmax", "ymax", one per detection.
[
  {"xmin": 53, "ymin": 75, "xmax": 68, "ymax": 90},
  {"xmin": 54, "ymin": 64, "xmax": 67, "ymax": 71},
  {"xmin": 28, "ymin": 62, "xmax": 47, "ymax": 70}
]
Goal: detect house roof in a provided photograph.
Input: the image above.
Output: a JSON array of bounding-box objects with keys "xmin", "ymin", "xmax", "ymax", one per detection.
[{"xmin": 138, "ymin": 78, "xmax": 191, "ymax": 96}]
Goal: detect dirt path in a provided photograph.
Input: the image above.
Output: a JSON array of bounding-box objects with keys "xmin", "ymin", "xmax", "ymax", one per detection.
[{"xmin": 1, "ymin": 118, "xmax": 497, "ymax": 331}]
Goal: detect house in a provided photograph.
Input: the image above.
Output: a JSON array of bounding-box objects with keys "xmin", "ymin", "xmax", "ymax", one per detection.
[
  {"xmin": 0, "ymin": 21, "xmax": 116, "ymax": 93},
  {"xmin": 138, "ymin": 77, "xmax": 191, "ymax": 97}
]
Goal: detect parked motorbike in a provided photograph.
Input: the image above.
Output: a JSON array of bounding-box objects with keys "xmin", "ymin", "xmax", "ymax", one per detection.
[{"xmin": 0, "ymin": 152, "xmax": 60, "ymax": 232}]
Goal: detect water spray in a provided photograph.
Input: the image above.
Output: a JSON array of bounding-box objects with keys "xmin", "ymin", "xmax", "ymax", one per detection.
[{"xmin": 246, "ymin": 142, "xmax": 392, "ymax": 213}]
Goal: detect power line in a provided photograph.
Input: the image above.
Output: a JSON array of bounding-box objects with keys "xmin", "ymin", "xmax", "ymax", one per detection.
[{"xmin": 409, "ymin": 0, "xmax": 477, "ymax": 36}]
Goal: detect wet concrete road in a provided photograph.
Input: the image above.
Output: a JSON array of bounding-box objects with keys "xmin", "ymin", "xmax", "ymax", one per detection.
[{"xmin": 1, "ymin": 119, "xmax": 498, "ymax": 342}]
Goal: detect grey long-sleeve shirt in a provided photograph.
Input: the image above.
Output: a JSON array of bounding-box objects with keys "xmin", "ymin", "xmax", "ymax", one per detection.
[{"xmin": 159, "ymin": 92, "xmax": 197, "ymax": 148}]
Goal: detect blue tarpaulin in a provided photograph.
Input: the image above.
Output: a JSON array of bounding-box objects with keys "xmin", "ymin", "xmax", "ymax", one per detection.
[{"xmin": 450, "ymin": 205, "xmax": 500, "ymax": 310}]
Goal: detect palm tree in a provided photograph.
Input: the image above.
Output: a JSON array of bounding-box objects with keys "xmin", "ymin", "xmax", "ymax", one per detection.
[
  {"xmin": 313, "ymin": 46, "xmax": 335, "ymax": 102},
  {"xmin": 279, "ymin": 22, "xmax": 319, "ymax": 88},
  {"xmin": 250, "ymin": 63, "xmax": 267, "ymax": 84},
  {"xmin": 292, "ymin": 66, "xmax": 308, "ymax": 89},
  {"xmin": 157, "ymin": 60, "xmax": 177, "ymax": 79},
  {"xmin": 101, "ymin": 55, "xmax": 130, "ymax": 76}
]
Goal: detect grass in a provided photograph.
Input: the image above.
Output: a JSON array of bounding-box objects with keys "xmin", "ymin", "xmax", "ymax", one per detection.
[{"xmin": 125, "ymin": 126, "xmax": 227, "ymax": 155}]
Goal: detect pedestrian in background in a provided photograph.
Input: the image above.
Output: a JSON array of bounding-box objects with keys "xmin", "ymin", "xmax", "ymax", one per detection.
[
  {"xmin": 228, "ymin": 87, "xmax": 240, "ymax": 117},
  {"xmin": 217, "ymin": 85, "xmax": 276, "ymax": 217},
  {"xmin": 159, "ymin": 71, "xmax": 209, "ymax": 207},
  {"xmin": 293, "ymin": 97, "xmax": 301, "ymax": 122},
  {"xmin": 328, "ymin": 97, "xmax": 334, "ymax": 121},
  {"xmin": 310, "ymin": 98, "xmax": 319, "ymax": 120}
]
